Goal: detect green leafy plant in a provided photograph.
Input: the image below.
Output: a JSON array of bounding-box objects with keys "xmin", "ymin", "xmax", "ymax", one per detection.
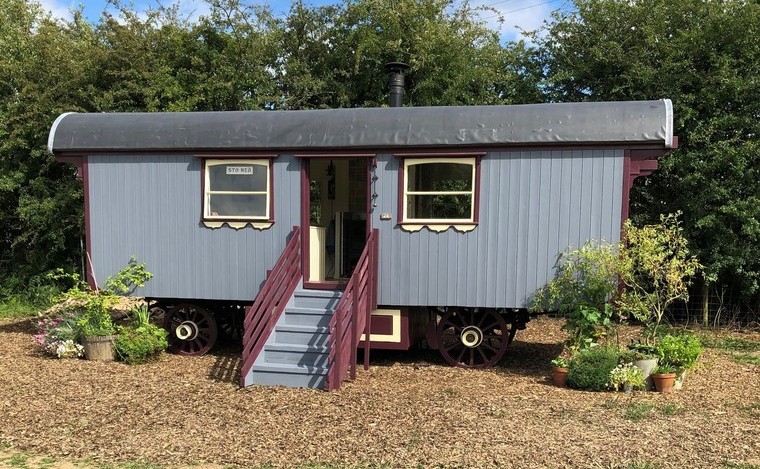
[
  {"xmin": 567, "ymin": 346, "xmax": 621, "ymax": 391},
  {"xmin": 551, "ymin": 356, "xmax": 569, "ymax": 368},
  {"xmin": 655, "ymin": 333, "xmax": 703, "ymax": 372},
  {"xmin": 116, "ymin": 305, "xmax": 168, "ymax": 364},
  {"xmin": 115, "ymin": 324, "xmax": 168, "ymax": 364},
  {"xmin": 104, "ymin": 256, "xmax": 154, "ymax": 295},
  {"xmin": 533, "ymin": 240, "xmax": 620, "ymax": 350},
  {"xmin": 617, "ymin": 213, "xmax": 702, "ymax": 344},
  {"xmin": 608, "ymin": 363, "xmax": 645, "ymax": 391},
  {"xmin": 131, "ymin": 304, "xmax": 151, "ymax": 328}
]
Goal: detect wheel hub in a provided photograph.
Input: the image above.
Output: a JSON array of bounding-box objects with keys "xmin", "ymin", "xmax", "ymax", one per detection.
[
  {"xmin": 175, "ymin": 321, "xmax": 199, "ymax": 341},
  {"xmin": 460, "ymin": 326, "xmax": 483, "ymax": 348}
]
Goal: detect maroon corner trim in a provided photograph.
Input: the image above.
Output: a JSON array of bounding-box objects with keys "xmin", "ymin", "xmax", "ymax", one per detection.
[
  {"xmin": 300, "ymin": 160, "xmax": 310, "ymax": 280},
  {"xmin": 82, "ymin": 158, "xmax": 96, "ymax": 290},
  {"xmin": 620, "ymin": 140, "xmax": 678, "ymax": 228},
  {"xmin": 395, "ymin": 154, "xmax": 482, "ymax": 227}
]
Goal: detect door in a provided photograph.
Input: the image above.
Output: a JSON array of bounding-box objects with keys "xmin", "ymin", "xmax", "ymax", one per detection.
[{"xmin": 302, "ymin": 157, "xmax": 372, "ymax": 287}]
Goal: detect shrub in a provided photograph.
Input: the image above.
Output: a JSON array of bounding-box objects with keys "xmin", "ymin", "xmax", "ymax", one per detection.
[
  {"xmin": 617, "ymin": 213, "xmax": 702, "ymax": 344},
  {"xmin": 115, "ymin": 324, "xmax": 168, "ymax": 364},
  {"xmin": 567, "ymin": 346, "xmax": 621, "ymax": 391},
  {"xmin": 656, "ymin": 333, "xmax": 702, "ymax": 372},
  {"xmin": 532, "ymin": 240, "xmax": 620, "ymax": 350}
]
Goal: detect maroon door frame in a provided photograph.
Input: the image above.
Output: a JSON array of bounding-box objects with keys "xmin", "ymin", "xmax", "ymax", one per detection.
[{"xmin": 297, "ymin": 153, "xmax": 375, "ymax": 290}]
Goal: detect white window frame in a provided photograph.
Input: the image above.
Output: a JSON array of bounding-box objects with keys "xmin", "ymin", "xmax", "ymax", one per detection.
[
  {"xmin": 402, "ymin": 157, "xmax": 477, "ymax": 224},
  {"xmin": 204, "ymin": 159, "xmax": 271, "ymax": 221}
]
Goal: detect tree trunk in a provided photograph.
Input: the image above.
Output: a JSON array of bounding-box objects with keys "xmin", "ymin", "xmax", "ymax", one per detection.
[{"xmin": 701, "ymin": 277, "xmax": 710, "ymax": 327}]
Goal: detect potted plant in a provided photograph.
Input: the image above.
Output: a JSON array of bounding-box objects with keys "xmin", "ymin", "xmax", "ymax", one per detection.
[
  {"xmin": 608, "ymin": 362, "xmax": 645, "ymax": 392},
  {"xmin": 551, "ymin": 356, "xmax": 570, "ymax": 387},
  {"xmin": 77, "ymin": 292, "xmax": 117, "ymax": 361},
  {"xmin": 626, "ymin": 343, "xmax": 659, "ymax": 390},
  {"xmin": 655, "ymin": 333, "xmax": 703, "ymax": 390},
  {"xmin": 651, "ymin": 364, "xmax": 678, "ymax": 393}
]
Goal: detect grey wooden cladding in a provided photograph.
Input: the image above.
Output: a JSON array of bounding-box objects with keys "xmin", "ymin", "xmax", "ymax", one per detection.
[
  {"xmin": 374, "ymin": 149, "xmax": 623, "ymax": 308},
  {"xmin": 88, "ymin": 149, "xmax": 623, "ymax": 309},
  {"xmin": 87, "ymin": 154, "xmax": 301, "ymax": 301}
]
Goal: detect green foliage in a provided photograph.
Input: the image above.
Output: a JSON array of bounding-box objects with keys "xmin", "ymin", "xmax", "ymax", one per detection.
[
  {"xmin": 131, "ymin": 304, "xmax": 151, "ymax": 328},
  {"xmin": 567, "ymin": 346, "xmax": 621, "ymax": 391},
  {"xmin": 534, "ymin": 0, "xmax": 760, "ymax": 303},
  {"xmin": 608, "ymin": 363, "xmax": 645, "ymax": 392},
  {"xmin": 551, "ymin": 356, "xmax": 569, "ymax": 368},
  {"xmin": 655, "ymin": 333, "xmax": 702, "ymax": 372},
  {"xmin": 104, "ymin": 257, "xmax": 153, "ymax": 295},
  {"xmin": 115, "ymin": 323, "xmax": 168, "ymax": 364},
  {"xmin": 624, "ymin": 402, "xmax": 657, "ymax": 422},
  {"xmin": 533, "ymin": 240, "xmax": 620, "ymax": 349},
  {"xmin": 617, "ymin": 214, "xmax": 702, "ymax": 343}
]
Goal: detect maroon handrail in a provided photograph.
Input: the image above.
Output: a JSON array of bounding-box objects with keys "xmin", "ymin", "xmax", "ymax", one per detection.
[
  {"xmin": 325, "ymin": 229, "xmax": 379, "ymax": 391},
  {"xmin": 240, "ymin": 226, "xmax": 302, "ymax": 386}
]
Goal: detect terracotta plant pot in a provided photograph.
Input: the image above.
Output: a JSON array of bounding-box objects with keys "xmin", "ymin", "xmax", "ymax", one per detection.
[
  {"xmin": 82, "ymin": 335, "xmax": 116, "ymax": 361},
  {"xmin": 652, "ymin": 372, "xmax": 677, "ymax": 393},
  {"xmin": 552, "ymin": 366, "xmax": 568, "ymax": 388}
]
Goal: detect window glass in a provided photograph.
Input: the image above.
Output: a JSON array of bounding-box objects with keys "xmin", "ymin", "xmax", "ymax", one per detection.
[
  {"xmin": 208, "ymin": 194, "xmax": 267, "ymax": 218},
  {"xmin": 208, "ymin": 164, "xmax": 267, "ymax": 192}
]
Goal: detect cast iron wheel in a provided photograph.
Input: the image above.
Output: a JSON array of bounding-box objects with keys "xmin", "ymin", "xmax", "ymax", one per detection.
[
  {"xmin": 436, "ymin": 308, "xmax": 509, "ymax": 368},
  {"xmin": 163, "ymin": 303, "xmax": 218, "ymax": 356}
]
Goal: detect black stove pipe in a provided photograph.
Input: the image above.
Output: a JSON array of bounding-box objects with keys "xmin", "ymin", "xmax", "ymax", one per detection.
[{"xmin": 385, "ymin": 62, "xmax": 410, "ymax": 108}]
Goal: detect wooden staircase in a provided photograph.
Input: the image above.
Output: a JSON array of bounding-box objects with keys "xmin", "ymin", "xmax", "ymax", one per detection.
[{"xmin": 240, "ymin": 227, "xmax": 379, "ymax": 390}]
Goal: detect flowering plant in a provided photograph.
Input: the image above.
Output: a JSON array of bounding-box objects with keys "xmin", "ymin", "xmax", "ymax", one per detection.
[
  {"xmin": 608, "ymin": 362, "xmax": 645, "ymax": 391},
  {"xmin": 33, "ymin": 311, "xmax": 85, "ymax": 358}
]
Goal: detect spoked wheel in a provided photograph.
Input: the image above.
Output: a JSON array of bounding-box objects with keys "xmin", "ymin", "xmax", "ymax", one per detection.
[
  {"xmin": 163, "ymin": 303, "xmax": 218, "ymax": 356},
  {"xmin": 436, "ymin": 308, "xmax": 510, "ymax": 368},
  {"xmin": 216, "ymin": 305, "xmax": 245, "ymax": 342}
]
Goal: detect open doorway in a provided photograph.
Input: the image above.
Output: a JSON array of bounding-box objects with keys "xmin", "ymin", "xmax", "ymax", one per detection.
[{"xmin": 305, "ymin": 158, "xmax": 369, "ymax": 285}]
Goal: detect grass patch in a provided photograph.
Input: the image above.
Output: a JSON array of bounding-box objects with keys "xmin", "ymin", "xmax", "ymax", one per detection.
[
  {"xmin": 625, "ymin": 402, "xmax": 657, "ymax": 421},
  {"xmin": 700, "ymin": 336, "xmax": 760, "ymax": 352},
  {"xmin": 730, "ymin": 353, "xmax": 760, "ymax": 366},
  {"xmin": 624, "ymin": 401, "xmax": 684, "ymax": 421},
  {"xmin": 723, "ymin": 463, "xmax": 760, "ymax": 469},
  {"xmin": 661, "ymin": 403, "xmax": 684, "ymax": 416},
  {"xmin": 0, "ymin": 299, "xmax": 42, "ymax": 319}
]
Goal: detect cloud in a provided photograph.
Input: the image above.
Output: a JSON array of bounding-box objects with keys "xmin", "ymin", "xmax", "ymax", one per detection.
[
  {"xmin": 472, "ymin": 0, "xmax": 565, "ymax": 44},
  {"xmin": 36, "ymin": 0, "xmax": 76, "ymax": 20}
]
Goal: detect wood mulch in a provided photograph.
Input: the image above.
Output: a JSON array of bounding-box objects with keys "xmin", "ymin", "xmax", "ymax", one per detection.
[{"xmin": 0, "ymin": 316, "xmax": 758, "ymax": 469}]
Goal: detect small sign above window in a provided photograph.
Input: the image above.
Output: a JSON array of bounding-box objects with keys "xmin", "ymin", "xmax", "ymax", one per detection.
[{"xmin": 226, "ymin": 166, "xmax": 254, "ymax": 175}]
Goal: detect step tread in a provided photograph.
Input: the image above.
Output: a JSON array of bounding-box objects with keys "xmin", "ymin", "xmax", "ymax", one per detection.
[
  {"xmin": 266, "ymin": 343, "xmax": 330, "ymax": 353},
  {"xmin": 252, "ymin": 363, "xmax": 328, "ymax": 375},
  {"xmin": 275, "ymin": 324, "xmax": 329, "ymax": 333},
  {"xmin": 285, "ymin": 306, "xmax": 335, "ymax": 315},
  {"xmin": 294, "ymin": 289, "xmax": 343, "ymax": 299}
]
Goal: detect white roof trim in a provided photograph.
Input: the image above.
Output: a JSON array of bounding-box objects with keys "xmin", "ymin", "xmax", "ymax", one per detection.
[
  {"xmin": 663, "ymin": 99, "xmax": 674, "ymax": 148},
  {"xmin": 47, "ymin": 112, "xmax": 77, "ymax": 154}
]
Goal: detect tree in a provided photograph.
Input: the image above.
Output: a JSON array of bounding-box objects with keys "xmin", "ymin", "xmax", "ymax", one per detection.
[{"xmin": 533, "ymin": 0, "xmax": 760, "ymax": 310}]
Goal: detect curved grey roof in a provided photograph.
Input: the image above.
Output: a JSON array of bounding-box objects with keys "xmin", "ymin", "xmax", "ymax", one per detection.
[{"xmin": 48, "ymin": 100, "xmax": 674, "ymax": 154}]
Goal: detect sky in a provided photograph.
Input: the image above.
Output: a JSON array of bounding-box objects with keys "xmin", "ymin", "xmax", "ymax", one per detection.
[{"xmin": 36, "ymin": 0, "xmax": 571, "ymax": 44}]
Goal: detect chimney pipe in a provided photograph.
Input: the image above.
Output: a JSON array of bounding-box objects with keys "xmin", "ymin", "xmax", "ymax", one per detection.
[{"xmin": 385, "ymin": 62, "xmax": 409, "ymax": 108}]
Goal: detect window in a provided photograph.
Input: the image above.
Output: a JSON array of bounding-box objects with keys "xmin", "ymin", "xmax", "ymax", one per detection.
[
  {"xmin": 402, "ymin": 157, "xmax": 478, "ymax": 224},
  {"xmin": 204, "ymin": 159, "xmax": 271, "ymax": 221}
]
